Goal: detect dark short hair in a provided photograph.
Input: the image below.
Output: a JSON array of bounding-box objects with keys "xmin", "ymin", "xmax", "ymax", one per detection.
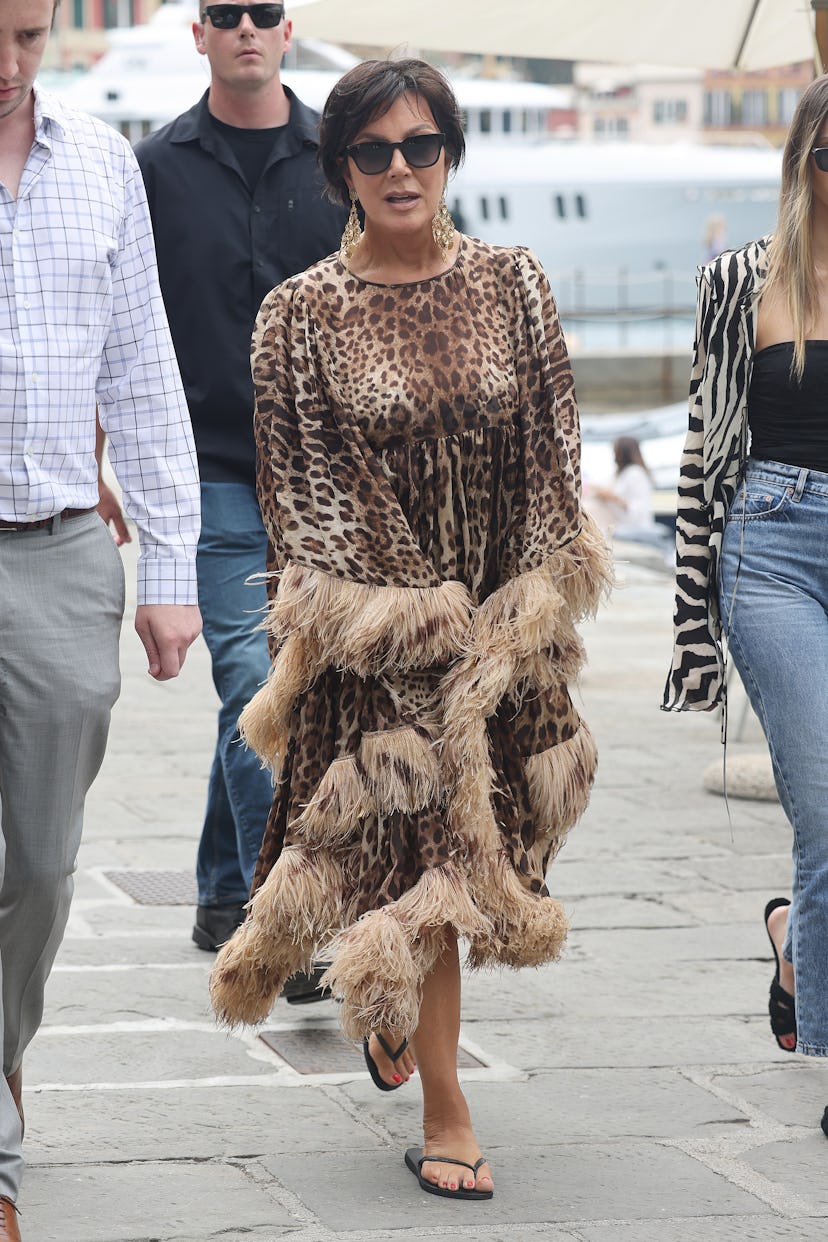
[{"xmin": 319, "ymin": 58, "xmax": 465, "ymax": 206}]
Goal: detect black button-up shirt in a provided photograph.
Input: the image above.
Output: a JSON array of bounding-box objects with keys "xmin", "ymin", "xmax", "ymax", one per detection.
[{"xmin": 136, "ymin": 88, "xmax": 347, "ymax": 484}]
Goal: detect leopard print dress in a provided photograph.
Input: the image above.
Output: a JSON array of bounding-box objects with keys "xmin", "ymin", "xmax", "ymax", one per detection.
[{"xmin": 211, "ymin": 236, "xmax": 612, "ymax": 1040}]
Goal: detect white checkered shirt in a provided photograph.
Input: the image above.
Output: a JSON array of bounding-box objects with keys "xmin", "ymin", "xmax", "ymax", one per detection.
[{"xmin": 0, "ymin": 88, "xmax": 200, "ymax": 605}]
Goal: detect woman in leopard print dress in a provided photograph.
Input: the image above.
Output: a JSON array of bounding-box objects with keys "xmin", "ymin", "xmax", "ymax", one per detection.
[{"xmin": 211, "ymin": 58, "xmax": 611, "ymax": 1198}]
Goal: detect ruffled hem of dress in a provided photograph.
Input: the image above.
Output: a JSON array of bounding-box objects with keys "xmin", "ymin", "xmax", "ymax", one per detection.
[{"xmin": 211, "ymin": 516, "xmax": 610, "ymax": 1033}]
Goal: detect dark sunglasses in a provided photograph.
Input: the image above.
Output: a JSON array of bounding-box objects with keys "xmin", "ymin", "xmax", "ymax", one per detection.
[
  {"xmin": 813, "ymin": 147, "xmax": 828, "ymax": 172},
  {"xmin": 201, "ymin": 3, "xmax": 284, "ymax": 28},
  {"xmin": 343, "ymin": 133, "xmax": 446, "ymax": 176}
]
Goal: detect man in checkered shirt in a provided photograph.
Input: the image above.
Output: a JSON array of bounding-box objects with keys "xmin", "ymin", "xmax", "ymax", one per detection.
[{"xmin": 0, "ymin": 1, "xmax": 202, "ymax": 1233}]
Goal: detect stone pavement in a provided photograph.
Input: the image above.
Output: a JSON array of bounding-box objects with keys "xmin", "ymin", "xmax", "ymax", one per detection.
[{"xmin": 17, "ymin": 538, "xmax": 826, "ymax": 1242}]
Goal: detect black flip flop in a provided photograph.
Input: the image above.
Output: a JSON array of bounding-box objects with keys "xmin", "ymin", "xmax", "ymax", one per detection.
[
  {"xmin": 362, "ymin": 1032, "xmax": 409, "ymax": 1091},
  {"xmin": 764, "ymin": 897, "xmax": 797, "ymax": 1052},
  {"xmin": 404, "ymin": 1145, "xmax": 493, "ymax": 1201}
]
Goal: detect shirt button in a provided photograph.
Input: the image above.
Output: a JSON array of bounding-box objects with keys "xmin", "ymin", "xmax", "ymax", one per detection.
[
  {"xmin": 257, "ymin": 260, "xmax": 264, "ymax": 268},
  {"xmin": 31, "ymin": 372, "xmax": 38, "ymax": 383},
  {"xmin": 253, "ymin": 205, "xmax": 262, "ymax": 213},
  {"xmin": 22, "ymin": 300, "xmax": 30, "ymax": 309}
]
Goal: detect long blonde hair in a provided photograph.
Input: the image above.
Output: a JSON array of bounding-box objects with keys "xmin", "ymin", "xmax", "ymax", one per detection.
[{"xmin": 761, "ymin": 74, "xmax": 828, "ymax": 381}]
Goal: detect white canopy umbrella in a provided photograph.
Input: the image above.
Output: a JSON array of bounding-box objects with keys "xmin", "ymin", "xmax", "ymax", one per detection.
[{"xmin": 288, "ymin": 0, "xmax": 827, "ymax": 71}]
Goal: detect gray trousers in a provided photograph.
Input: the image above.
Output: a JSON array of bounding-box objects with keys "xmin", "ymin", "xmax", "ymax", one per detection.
[{"xmin": 0, "ymin": 513, "xmax": 124, "ymax": 1197}]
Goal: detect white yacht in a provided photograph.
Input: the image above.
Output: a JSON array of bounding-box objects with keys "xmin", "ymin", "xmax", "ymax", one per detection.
[{"xmin": 51, "ymin": 3, "xmax": 782, "ymax": 317}]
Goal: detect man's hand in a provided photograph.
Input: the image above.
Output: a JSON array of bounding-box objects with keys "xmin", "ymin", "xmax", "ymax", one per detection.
[
  {"xmin": 135, "ymin": 604, "xmax": 202, "ymax": 681},
  {"xmin": 96, "ymin": 479, "xmax": 132, "ymax": 546}
]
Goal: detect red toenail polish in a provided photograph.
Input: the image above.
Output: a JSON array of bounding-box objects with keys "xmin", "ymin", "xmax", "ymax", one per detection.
[{"xmin": 392, "ymin": 1073, "xmax": 402, "ymax": 1083}]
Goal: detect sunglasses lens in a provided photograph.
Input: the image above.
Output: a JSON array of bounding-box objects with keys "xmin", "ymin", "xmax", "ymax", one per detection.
[
  {"xmin": 402, "ymin": 135, "xmax": 444, "ymax": 167},
  {"xmin": 249, "ymin": 4, "xmax": 283, "ymax": 26},
  {"xmin": 815, "ymin": 148, "xmax": 828, "ymax": 172},
  {"xmin": 353, "ymin": 144, "xmax": 392, "ymax": 174},
  {"xmin": 206, "ymin": 6, "xmax": 238, "ymax": 26}
]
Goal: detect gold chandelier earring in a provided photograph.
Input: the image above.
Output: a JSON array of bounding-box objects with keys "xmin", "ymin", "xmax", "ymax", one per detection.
[
  {"xmin": 340, "ymin": 188, "xmax": 363, "ymax": 269},
  {"xmin": 432, "ymin": 188, "xmax": 455, "ymax": 261}
]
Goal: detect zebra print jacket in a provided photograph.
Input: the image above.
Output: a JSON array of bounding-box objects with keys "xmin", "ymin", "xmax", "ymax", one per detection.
[{"xmin": 662, "ymin": 236, "xmax": 770, "ymax": 712}]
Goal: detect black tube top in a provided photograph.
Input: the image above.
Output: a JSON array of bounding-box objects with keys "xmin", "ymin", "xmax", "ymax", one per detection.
[{"xmin": 748, "ymin": 341, "xmax": 828, "ymax": 472}]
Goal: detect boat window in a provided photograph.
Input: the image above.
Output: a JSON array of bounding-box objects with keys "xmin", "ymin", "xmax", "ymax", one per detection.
[
  {"xmin": 554, "ymin": 194, "xmax": 566, "ymax": 219},
  {"xmin": 480, "ymin": 197, "xmax": 490, "ymax": 221},
  {"xmin": 499, "ymin": 196, "xmax": 509, "ymax": 221},
  {"xmin": 575, "ymin": 194, "xmax": 587, "ymax": 219}
]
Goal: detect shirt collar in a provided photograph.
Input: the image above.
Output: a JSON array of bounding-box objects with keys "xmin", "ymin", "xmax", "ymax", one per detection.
[
  {"xmin": 32, "ymin": 84, "xmax": 71, "ymax": 146},
  {"xmin": 170, "ymin": 84, "xmax": 320, "ymax": 149}
]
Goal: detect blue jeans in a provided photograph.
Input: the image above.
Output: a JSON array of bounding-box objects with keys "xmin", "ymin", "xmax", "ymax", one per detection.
[
  {"xmin": 196, "ymin": 482, "xmax": 274, "ymax": 906},
  {"xmin": 719, "ymin": 458, "xmax": 828, "ymax": 1056}
]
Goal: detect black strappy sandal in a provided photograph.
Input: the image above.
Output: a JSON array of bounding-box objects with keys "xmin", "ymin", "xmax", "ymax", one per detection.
[
  {"xmin": 362, "ymin": 1032, "xmax": 409, "ymax": 1091},
  {"xmin": 404, "ymin": 1146, "xmax": 493, "ymax": 1200},
  {"xmin": 764, "ymin": 897, "xmax": 797, "ymax": 1052}
]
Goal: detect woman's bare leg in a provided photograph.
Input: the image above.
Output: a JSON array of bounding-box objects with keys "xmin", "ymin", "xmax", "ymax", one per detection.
[{"xmin": 410, "ymin": 933, "xmax": 493, "ymax": 1193}]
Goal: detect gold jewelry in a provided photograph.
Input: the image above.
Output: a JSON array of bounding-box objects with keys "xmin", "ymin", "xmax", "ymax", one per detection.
[
  {"xmin": 340, "ymin": 188, "xmax": 362, "ymax": 269},
  {"xmin": 432, "ymin": 189, "xmax": 455, "ymax": 261}
]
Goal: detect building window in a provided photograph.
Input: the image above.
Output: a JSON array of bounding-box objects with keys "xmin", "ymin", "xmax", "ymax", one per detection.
[
  {"xmin": 654, "ymin": 98, "xmax": 688, "ymax": 125},
  {"xmin": 72, "ymin": 0, "xmax": 84, "ymax": 27},
  {"xmin": 704, "ymin": 90, "xmax": 732, "ymax": 126},
  {"xmin": 742, "ymin": 90, "xmax": 768, "ymax": 126},
  {"xmin": 479, "ymin": 109, "xmax": 492, "ymax": 134},
  {"xmin": 777, "ymin": 87, "xmax": 801, "ymax": 125},
  {"xmin": 480, "ymin": 197, "xmax": 489, "ymax": 221},
  {"xmin": 575, "ymin": 194, "xmax": 587, "ymax": 219},
  {"xmin": 554, "ymin": 194, "xmax": 566, "ymax": 219},
  {"xmin": 498, "ymin": 196, "xmax": 509, "ymax": 220},
  {"xmin": 503, "ymin": 110, "xmax": 512, "ymax": 134}
]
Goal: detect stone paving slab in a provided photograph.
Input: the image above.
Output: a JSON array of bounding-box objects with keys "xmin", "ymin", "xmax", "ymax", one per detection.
[
  {"xmin": 25, "ymin": 1084, "xmax": 372, "ymax": 1164},
  {"xmin": 709, "ymin": 1063, "xmax": 826, "ymax": 1127},
  {"xmin": 21, "ymin": 1159, "xmax": 294, "ymax": 1241},
  {"xmin": 259, "ymin": 1140, "xmax": 768, "ymax": 1230},
  {"xmin": 459, "ymin": 954, "xmax": 765, "ymax": 1022},
  {"xmin": 746, "ymin": 1135, "xmax": 828, "ymax": 1213},
  {"xmin": 565, "ymin": 894, "xmax": 694, "ymax": 930},
  {"xmin": 361, "ymin": 1068, "xmax": 749, "ymax": 1144},
  {"xmin": 42, "ymin": 963, "xmax": 214, "ymax": 1026},
  {"xmin": 470, "ymin": 1015, "xmax": 788, "ymax": 1070},
  {"xmin": 25, "ymin": 1028, "xmax": 275, "ymax": 1087}
]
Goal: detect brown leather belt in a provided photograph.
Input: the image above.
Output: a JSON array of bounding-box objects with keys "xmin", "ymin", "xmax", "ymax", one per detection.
[{"xmin": 0, "ymin": 507, "xmax": 96, "ymax": 532}]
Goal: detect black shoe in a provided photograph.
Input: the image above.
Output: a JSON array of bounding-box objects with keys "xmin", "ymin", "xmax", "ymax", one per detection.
[
  {"xmin": 192, "ymin": 901, "xmax": 246, "ymax": 952},
  {"xmin": 281, "ymin": 963, "xmax": 332, "ymax": 1005},
  {"xmin": 822, "ymin": 1107, "xmax": 828, "ymax": 1138}
]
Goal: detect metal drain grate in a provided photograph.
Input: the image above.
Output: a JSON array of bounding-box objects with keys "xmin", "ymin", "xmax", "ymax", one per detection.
[
  {"xmin": 103, "ymin": 869, "xmax": 198, "ymax": 906},
  {"xmin": 259, "ymin": 1027, "xmax": 485, "ymax": 1075}
]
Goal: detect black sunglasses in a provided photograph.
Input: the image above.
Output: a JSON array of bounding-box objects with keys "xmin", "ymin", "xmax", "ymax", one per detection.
[
  {"xmin": 343, "ymin": 133, "xmax": 446, "ymax": 176},
  {"xmin": 813, "ymin": 147, "xmax": 828, "ymax": 172},
  {"xmin": 201, "ymin": 3, "xmax": 284, "ymax": 28}
]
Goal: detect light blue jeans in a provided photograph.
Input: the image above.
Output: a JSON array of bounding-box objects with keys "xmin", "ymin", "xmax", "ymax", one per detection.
[
  {"xmin": 196, "ymin": 483, "xmax": 274, "ymax": 906},
  {"xmin": 719, "ymin": 458, "xmax": 828, "ymax": 1056}
]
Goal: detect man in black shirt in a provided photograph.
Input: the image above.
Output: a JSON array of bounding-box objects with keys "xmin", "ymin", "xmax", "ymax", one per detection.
[{"xmin": 136, "ymin": 2, "xmax": 346, "ymax": 980}]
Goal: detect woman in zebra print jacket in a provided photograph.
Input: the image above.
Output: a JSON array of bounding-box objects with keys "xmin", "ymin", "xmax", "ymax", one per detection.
[{"xmin": 665, "ymin": 75, "xmax": 828, "ymax": 1129}]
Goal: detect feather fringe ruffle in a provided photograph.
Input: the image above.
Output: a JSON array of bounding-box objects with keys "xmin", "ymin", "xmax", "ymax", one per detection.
[
  {"xmin": 210, "ymin": 845, "xmax": 342, "ymax": 1027},
  {"xmin": 320, "ymin": 862, "xmax": 490, "ymax": 1040},
  {"xmin": 262, "ymin": 562, "xmax": 474, "ymax": 677}
]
